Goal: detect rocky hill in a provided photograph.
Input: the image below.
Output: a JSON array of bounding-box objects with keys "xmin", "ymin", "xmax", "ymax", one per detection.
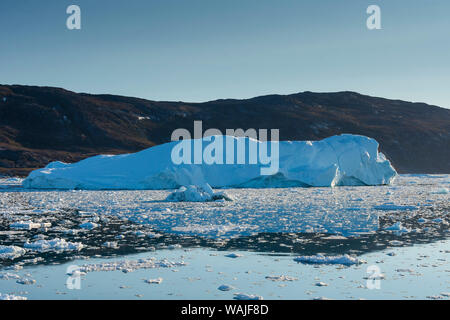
[{"xmin": 1, "ymin": 85, "xmax": 449, "ymax": 176}]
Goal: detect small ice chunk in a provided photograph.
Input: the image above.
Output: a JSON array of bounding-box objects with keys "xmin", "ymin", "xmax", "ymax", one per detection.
[
  {"xmin": 265, "ymin": 275, "xmax": 298, "ymax": 282},
  {"xmin": 0, "ymin": 245, "xmax": 26, "ymax": 260},
  {"xmin": 389, "ymin": 240, "xmax": 403, "ymax": 246},
  {"xmin": 10, "ymin": 221, "xmax": 51, "ymax": 230},
  {"xmin": 386, "ymin": 252, "xmax": 396, "ymax": 256},
  {"xmin": 233, "ymin": 293, "xmax": 263, "ymax": 300},
  {"xmin": 24, "ymin": 238, "xmax": 84, "ymax": 252},
  {"xmin": 225, "ymin": 253, "xmax": 243, "ymax": 258},
  {"xmin": 166, "ymin": 184, "xmax": 232, "ymax": 202},
  {"xmin": 433, "ymin": 188, "xmax": 449, "ymax": 194},
  {"xmin": 79, "ymin": 222, "xmax": 98, "ymax": 230},
  {"xmin": 218, "ymin": 284, "xmax": 235, "ymax": 291},
  {"xmin": 374, "ymin": 204, "xmax": 417, "ymax": 211},
  {"xmin": 384, "ymin": 222, "xmax": 410, "ymax": 233},
  {"xmin": 315, "ymin": 281, "xmax": 328, "ymax": 287},
  {"xmin": 0, "ymin": 293, "xmax": 27, "ymax": 300},
  {"xmin": 0, "ymin": 273, "xmax": 22, "ymax": 280},
  {"xmin": 16, "ymin": 278, "xmax": 36, "ymax": 285},
  {"xmin": 102, "ymin": 241, "xmax": 119, "ymax": 249},
  {"xmin": 294, "ymin": 254, "xmax": 363, "ymax": 266},
  {"xmin": 78, "ymin": 258, "xmax": 186, "ymax": 274},
  {"xmin": 145, "ymin": 277, "xmax": 163, "ymax": 284},
  {"xmin": 147, "ymin": 232, "xmax": 162, "ymax": 239}
]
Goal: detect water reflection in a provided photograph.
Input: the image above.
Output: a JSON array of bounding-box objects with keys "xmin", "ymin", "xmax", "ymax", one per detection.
[{"xmin": 1, "ymin": 206, "xmax": 448, "ymax": 268}]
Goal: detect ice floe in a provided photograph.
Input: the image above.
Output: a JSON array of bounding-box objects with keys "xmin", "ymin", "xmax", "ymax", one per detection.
[
  {"xmin": 0, "ymin": 245, "xmax": 26, "ymax": 260},
  {"xmin": 0, "ymin": 272, "xmax": 22, "ymax": 280},
  {"xmin": 265, "ymin": 275, "xmax": 298, "ymax": 282},
  {"xmin": 16, "ymin": 278, "xmax": 36, "ymax": 285},
  {"xmin": 233, "ymin": 293, "xmax": 263, "ymax": 300},
  {"xmin": 79, "ymin": 222, "xmax": 98, "ymax": 230},
  {"xmin": 315, "ymin": 281, "xmax": 328, "ymax": 287},
  {"xmin": 384, "ymin": 222, "xmax": 410, "ymax": 233},
  {"xmin": 433, "ymin": 188, "xmax": 449, "ymax": 194},
  {"xmin": 77, "ymin": 257, "xmax": 186, "ymax": 274},
  {"xmin": 294, "ymin": 254, "xmax": 363, "ymax": 265},
  {"xmin": 218, "ymin": 284, "xmax": 235, "ymax": 291},
  {"xmin": 102, "ymin": 241, "xmax": 119, "ymax": 249},
  {"xmin": 373, "ymin": 204, "xmax": 418, "ymax": 211},
  {"xmin": 166, "ymin": 184, "xmax": 232, "ymax": 202},
  {"xmin": 0, "ymin": 293, "xmax": 27, "ymax": 300},
  {"xmin": 145, "ymin": 277, "xmax": 163, "ymax": 284},
  {"xmin": 225, "ymin": 253, "xmax": 243, "ymax": 258},
  {"xmin": 23, "ymin": 238, "xmax": 84, "ymax": 252},
  {"xmin": 10, "ymin": 221, "xmax": 51, "ymax": 230}
]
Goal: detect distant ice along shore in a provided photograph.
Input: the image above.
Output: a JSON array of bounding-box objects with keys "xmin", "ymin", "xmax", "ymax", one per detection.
[{"xmin": 22, "ymin": 134, "xmax": 397, "ymax": 190}]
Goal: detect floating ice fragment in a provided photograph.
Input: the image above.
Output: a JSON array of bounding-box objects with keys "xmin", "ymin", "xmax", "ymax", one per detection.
[
  {"xmin": 265, "ymin": 275, "xmax": 298, "ymax": 282},
  {"xmin": 16, "ymin": 278, "xmax": 36, "ymax": 285},
  {"xmin": 9, "ymin": 221, "xmax": 47, "ymax": 230},
  {"xmin": 233, "ymin": 293, "xmax": 263, "ymax": 300},
  {"xmin": 384, "ymin": 222, "xmax": 410, "ymax": 233},
  {"xmin": 79, "ymin": 222, "xmax": 98, "ymax": 230},
  {"xmin": 146, "ymin": 232, "xmax": 162, "ymax": 239},
  {"xmin": 315, "ymin": 282, "xmax": 328, "ymax": 287},
  {"xmin": 225, "ymin": 253, "xmax": 243, "ymax": 258},
  {"xmin": 389, "ymin": 240, "xmax": 403, "ymax": 246},
  {"xmin": 433, "ymin": 188, "xmax": 449, "ymax": 194},
  {"xmin": 102, "ymin": 241, "xmax": 119, "ymax": 249},
  {"xmin": 294, "ymin": 254, "xmax": 363, "ymax": 266},
  {"xmin": 78, "ymin": 258, "xmax": 186, "ymax": 274},
  {"xmin": 166, "ymin": 184, "xmax": 232, "ymax": 202},
  {"xmin": 0, "ymin": 293, "xmax": 27, "ymax": 300},
  {"xmin": 218, "ymin": 285, "xmax": 235, "ymax": 291},
  {"xmin": 0, "ymin": 245, "xmax": 26, "ymax": 260},
  {"xmin": 145, "ymin": 277, "xmax": 163, "ymax": 284},
  {"xmin": 0, "ymin": 273, "xmax": 22, "ymax": 280},
  {"xmin": 24, "ymin": 238, "xmax": 84, "ymax": 252},
  {"xmin": 374, "ymin": 204, "xmax": 417, "ymax": 211}
]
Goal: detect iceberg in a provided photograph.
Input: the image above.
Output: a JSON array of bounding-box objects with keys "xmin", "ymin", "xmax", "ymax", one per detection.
[{"xmin": 23, "ymin": 134, "xmax": 397, "ymax": 190}]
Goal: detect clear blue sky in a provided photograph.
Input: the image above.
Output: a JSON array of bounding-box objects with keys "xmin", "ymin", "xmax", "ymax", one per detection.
[{"xmin": 1, "ymin": 0, "xmax": 449, "ymax": 108}]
